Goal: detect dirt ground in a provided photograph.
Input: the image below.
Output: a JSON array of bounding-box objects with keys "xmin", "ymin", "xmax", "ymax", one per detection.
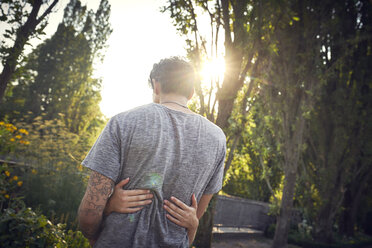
[{"xmin": 212, "ymin": 236, "xmax": 301, "ymax": 248}]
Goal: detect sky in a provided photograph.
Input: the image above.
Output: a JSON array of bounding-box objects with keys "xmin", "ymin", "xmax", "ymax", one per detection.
[{"xmin": 40, "ymin": 0, "xmax": 187, "ymax": 117}]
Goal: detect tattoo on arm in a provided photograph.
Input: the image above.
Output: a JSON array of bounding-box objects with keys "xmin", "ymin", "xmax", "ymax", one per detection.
[{"xmin": 78, "ymin": 171, "xmax": 114, "ymax": 239}]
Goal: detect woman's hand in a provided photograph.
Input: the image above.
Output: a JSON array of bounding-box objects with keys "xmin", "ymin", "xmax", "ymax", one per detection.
[
  {"xmin": 104, "ymin": 178, "xmax": 153, "ymax": 216},
  {"xmin": 163, "ymin": 194, "xmax": 199, "ymax": 244}
]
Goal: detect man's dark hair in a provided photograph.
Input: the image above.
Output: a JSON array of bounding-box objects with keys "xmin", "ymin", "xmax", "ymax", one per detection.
[{"xmin": 149, "ymin": 57, "xmax": 195, "ymax": 98}]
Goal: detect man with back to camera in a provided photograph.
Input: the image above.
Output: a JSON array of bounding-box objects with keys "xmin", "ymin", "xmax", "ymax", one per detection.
[{"xmin": 78, "ymin": 57, "xmax": 226, "ymax": 247}]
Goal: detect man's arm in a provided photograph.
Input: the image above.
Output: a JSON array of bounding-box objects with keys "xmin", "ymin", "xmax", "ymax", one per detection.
[
  {"xmin": 196, "ymin": 194, "xmax": 213, "ymax": 219},
  {"xmin": 78, "ymin": 171, "xmax": 114, "ymax": 244}
]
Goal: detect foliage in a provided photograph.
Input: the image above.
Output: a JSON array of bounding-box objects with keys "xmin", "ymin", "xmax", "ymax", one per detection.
[
  {"xmin": 0, "ymin": 0, "xmax": 111, "ymax": 245},
  {"xmin": 64, "ymin": 230, "xmax": 90, "ymax": 247},
  {"xmin": 0, "ymin": 206, "xmax": 90, "ymax": 247},
  {"xmin": 0, "ymin": 122, "xmax": 90, "ymax": 247},
  {"xmin": 0, "ymin": 0, "xmax": 59, "ymax": 100},
  {"xmin": 223, "ymin": 106, "xmax": 283, "ymax": 202},
  {"xmin": 0, "ymin": 0, "xmax": 112, "ymax": 134},
  {"xmin": 0, "ymin": 207, "xmax": 66, "ymax": 248},
  {"xmin": 8, "ymin": 114, "xmax": 102, "ymax": 228},
  {"xmin": 287, "ymin": 232, "xmax": 372, "ymax": 248},
  {"xmin": 162, "ymin": 1, "xmax": 293, "ymax": 246},
  {"xmin": 0, "ymin": 121, "xmax": 29, "ymax": 155},
  {"xmin": 292, "ymin": 0, "xmax": 372, "ymax": 242},
  {"xmin": 0, "ymin": 163, "xmax": 25, "ymax": 213},
  {"xmin": 1, "ymin": 113, "xmax": 104, "ymax": 229}
]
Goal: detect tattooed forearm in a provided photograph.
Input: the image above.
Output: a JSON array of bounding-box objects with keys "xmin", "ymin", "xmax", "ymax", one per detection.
[{"xmin": 78, "ymin": 171, "xmax": 114, "ymax": 240}]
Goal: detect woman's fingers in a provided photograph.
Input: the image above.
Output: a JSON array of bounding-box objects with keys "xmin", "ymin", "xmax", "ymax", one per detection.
[
  {"xmin": 166, "ymin": 213, "xmax": 183, "ymax": 227},
  {"xmin": 164, "ymin": 199, "xmax": 186, "ymax": 216},
  {"xmin": 127, "ymin": 199, "xmax": 152, "ymax": 207},
  {"xmin": 164, "ymin": 203, "xmax": 184, "ymax": 220},
  {"xmin": 126, "ymin": 193, "xmax": 153, "ymax": 202},
  {"xmin": 125, "ymin": 189, "xmax": 151, "ymax": 196},
  {"xmin": 170, "ymin": 196, "xmax": 188, "ymax": 210},
  {"xmin": 116, "ymin": 178, "xmax": 130, "ymax": 189}
]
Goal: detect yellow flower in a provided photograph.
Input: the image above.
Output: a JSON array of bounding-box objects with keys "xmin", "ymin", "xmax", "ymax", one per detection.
[
  {"xmin": 12, "ymin": 175, "xmax": 18, "ymax": 181},
  {"xmin": 31, "ymin": 169, "xmax": 37, "ymax": 174},
  {"xmin": 0, "ymin": 121, "xmax": 4, "ymax": 125},
  {"xmin": 10, "ymin": 138, "xmax": 15, "ymax": 142},
  {"xmin": 19, "ymin": 140, "xmax": 30, "ymax": 145},
  {"xmin": 5, "ymin": 171, "xmax": 10, "ymax": 177},
  {"xmin": 19, "ymin": 129, "xmax": 29, "ymax": 135},
  {"xmin": 17, "ymin": 181, "xmax": 23, "ymax": 187},
  {"xmin": 4, "ymin": 194, "xmax": 9, "ymax": 199},
  {"xmin": 15, "ymin": 135, "xmax": 22, "ymax": 139},
  {"xmin": 5, "ymin": 124, "xmax": 17, "ymax": 132}
]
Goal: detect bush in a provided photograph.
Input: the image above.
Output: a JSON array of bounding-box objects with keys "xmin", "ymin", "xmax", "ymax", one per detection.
[
  {"xmin": 64, "ymin": 230, "xmax": 90, "ymax": 247},
  {"xmin": 1, "ymin": 117, "xmax": 95, "ymax": 228},
  {"xmin": 0, "ymin": 206, "xmax": 90, "ymax": 248},
  {"xmin": 23, "ymin": 164, "xmax": 87, "ymax": 229},
  {"xmin": 0, "ymin": 207, "xmax": 66, "ymax": 247},
  {"xmin": 288, "ymin": 231, "xmax": 372, "ymax": 248},
  {"xmin": 0, "ymin": 120, "xmax": 90, "ymax": 247}
]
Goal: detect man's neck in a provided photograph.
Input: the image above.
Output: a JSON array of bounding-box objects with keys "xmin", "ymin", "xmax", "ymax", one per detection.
[{"xmin": 158, "ymin": 94, "xmax": 193, "ymax": 114}]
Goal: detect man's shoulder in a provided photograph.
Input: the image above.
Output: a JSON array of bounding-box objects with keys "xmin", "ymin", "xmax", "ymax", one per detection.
[
  {"xmin": 112, "ymin": 103, "xmax": 155, "ymax": 120},
  {"xmin": 199, "ymin": 117, "xmax": 226, "ymax": 142}
]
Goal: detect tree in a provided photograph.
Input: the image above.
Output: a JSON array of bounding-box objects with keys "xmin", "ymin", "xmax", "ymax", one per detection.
[
  {"xmin": 0, "ymin": 0, "xmax": 59, "ymax": 101},
  {"xmin": 162, "ymin": 0, "xmax": 288, "ymax": 246},
  {"xmin": 256, "ymin": 4, "xmax": 321, "ymax": 248},
  {"xmin": 302, "ymin": 0, "xmax": 372, "ymax": 242},
  {"xmin": 1, "ymin": 0, "xmax": 112, "ymax": 134}
]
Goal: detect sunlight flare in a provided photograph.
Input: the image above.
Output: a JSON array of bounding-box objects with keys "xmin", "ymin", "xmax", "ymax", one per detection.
[{"xmin": 200, "ymin": 57, "xmax": 225, "ymax": 84}]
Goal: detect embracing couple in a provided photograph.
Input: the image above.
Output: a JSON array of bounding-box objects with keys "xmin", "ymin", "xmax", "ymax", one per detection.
[{"xmin": 78, "ymin": 57, "xmax": 226, "ymax": 247}]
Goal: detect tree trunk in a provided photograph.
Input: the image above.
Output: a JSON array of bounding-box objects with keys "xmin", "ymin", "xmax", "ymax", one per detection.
[
  {"xmin": 314, "ymin": 179, "xmax": 344, "ymax": 243},
  {"xmin": 272, "ymin": 170, "xmax": 297, "ymax": 248},
  {"xmin": 340, "ymin": 168, "xmax": 372, "ymax": 237},
  {"xmin": 314, "ymin": 210, "xmax": 334, "ymax": 243},
  {"xmin": 0, "ymin": 64, "xmax": 14, "ymax": 102}
]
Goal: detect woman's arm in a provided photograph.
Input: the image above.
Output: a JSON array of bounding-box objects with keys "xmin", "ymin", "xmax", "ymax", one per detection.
[
  {"xmin": 103, "ymin": 177, "xmax": 153, "ymax": 216},
  {"xmin": 163, "ymin": 194, "xmax": 214, "ymax": 245}
]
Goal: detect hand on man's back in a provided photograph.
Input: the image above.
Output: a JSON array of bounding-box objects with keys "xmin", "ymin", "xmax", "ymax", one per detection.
[{"xmin": 104, "ymin": 178, "xmax": 154, "ymax": 216}]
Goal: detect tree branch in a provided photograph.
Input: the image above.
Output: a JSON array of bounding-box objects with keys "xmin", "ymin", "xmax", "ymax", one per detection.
[{"xmin": 36, "ymin": 0, "xmax": 59, "ymax": 25}]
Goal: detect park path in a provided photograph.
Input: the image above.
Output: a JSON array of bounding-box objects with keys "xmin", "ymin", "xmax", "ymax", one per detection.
[{"xmin": 212, "ymin": 237, "xmax": 301, "ymax": 248}]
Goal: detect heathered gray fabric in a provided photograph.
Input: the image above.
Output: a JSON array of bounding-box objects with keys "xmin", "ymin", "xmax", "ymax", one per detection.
[{"xmin": 82, "ymin": 103, "xmax": 226, "ymax": 248}]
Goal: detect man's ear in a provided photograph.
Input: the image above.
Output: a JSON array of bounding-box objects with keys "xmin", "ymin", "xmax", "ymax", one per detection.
[
  {"xmin": 187, "ymin": 88, "xmax": 194, "ymax": 100},
  {"xmin": 153, "ymin": 79, "xmax": 161, "ymax": 95}
]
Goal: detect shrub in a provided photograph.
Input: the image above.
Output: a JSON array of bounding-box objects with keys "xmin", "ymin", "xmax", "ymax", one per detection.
[{"xmin": 0, "ymin": 207, "xmax": 66, "ymax": 247}]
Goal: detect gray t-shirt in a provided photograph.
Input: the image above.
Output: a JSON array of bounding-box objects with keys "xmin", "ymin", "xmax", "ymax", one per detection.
[{"xmin": 82, "ymin": 103, "xmax": 226, "ymax": 248}]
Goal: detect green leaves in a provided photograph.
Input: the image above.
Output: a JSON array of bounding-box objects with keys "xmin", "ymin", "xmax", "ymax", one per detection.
[
  {"xmin": 0, "ymin": 206, "xmax": 89, "ymax": 247},
  {"xmin": 1, "ymin": 0, "xmax": 111, "ymax": 135}
]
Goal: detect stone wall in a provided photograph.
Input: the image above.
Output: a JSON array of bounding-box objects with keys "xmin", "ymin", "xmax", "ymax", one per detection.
[{"xmin": 213, "ymin": 195, "xmax": 275, "ymax": 231}]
